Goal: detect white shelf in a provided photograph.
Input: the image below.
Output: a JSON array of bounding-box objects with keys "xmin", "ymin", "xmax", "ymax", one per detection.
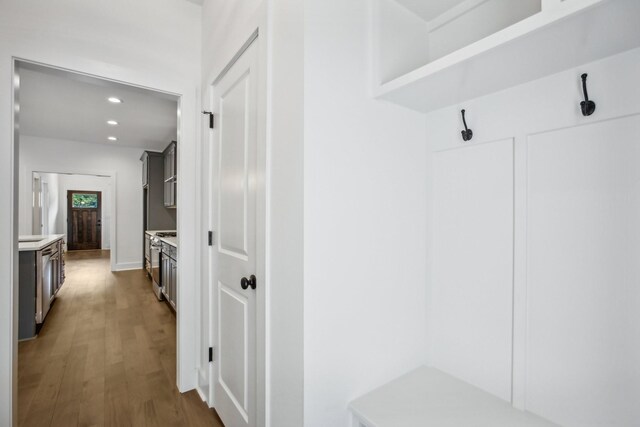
[
  {"xmin": 349, "ymin": 367, "xmax": 558, "ymax": 427},
  {"xmin": 374, "ymin": 0, "xmax": 640, "ymax": 113}
]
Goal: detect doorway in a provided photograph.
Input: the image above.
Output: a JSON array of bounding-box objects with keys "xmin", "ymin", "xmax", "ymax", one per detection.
[
  {"xmin": 30, "ymin": 172, "xmax": 115, "ymax": 267},
  {"xmin": 66, "ymin": 190, "xmax": 102, "ymax": 251},
  {"xmin": 9, "ymin": 59, "xmax": 206, "ymax": 426}
]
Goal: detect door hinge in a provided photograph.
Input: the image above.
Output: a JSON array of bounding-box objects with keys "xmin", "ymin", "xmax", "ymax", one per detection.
[
  {"xmin": 202, "ymin": 111, "xmax": 214, "ymax": 129},
  {"xmin": 208, "ymin": 231, "xmax": 214, "ymax": 246},
  {"xmin": 209, "ymin": 347, "xmax": 215, "ymax": 362}
]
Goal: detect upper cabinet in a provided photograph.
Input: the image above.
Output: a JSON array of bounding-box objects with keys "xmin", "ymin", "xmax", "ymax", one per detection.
[
  {"xmin": 372, "ymin": 0, "xmax": 640, "ymax": 113},
  {"xmin": 163, "ymin": 141, "xmax": 177, "ymax": 208},
  {"xmin": 141, "ymin": 150, "xmax": 176, "ymax": 230}
]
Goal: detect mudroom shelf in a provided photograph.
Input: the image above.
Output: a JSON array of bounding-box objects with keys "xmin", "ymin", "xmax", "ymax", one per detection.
[{"xmin": 373, "ymin": 0, "xmax": 640, "ymax": 113}]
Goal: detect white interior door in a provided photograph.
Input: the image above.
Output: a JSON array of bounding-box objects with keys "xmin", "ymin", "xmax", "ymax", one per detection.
[{"xmin": 211, "ymin": 40, "xmax": 259, "ymax": 427}]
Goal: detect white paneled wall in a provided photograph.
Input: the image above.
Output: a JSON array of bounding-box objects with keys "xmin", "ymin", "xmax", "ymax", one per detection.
[
  {"xmin": 526, "ymin": 116, "xmax": 640, "ymax": 426},
  {"xmin": 430, "ymin": 139, "xmax": 514, "ymax": 402},
  {"xmin": 425, "ymin": 47, "xmax": 640, "ymax": 427},
  {"xmin": 305, "ymin": 0, "xmax": 428, "ymax": 425}
]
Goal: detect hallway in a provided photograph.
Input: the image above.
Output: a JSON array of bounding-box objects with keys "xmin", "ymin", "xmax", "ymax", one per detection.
[{"xmin": 18, "ymin": 250, "xmax": 223, "ymax": 427}]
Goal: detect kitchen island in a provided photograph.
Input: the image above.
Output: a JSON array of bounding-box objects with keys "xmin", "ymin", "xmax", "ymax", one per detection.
[{"xmin": 18, "ymin": 234, "xmax": 65, "ymax": 340}]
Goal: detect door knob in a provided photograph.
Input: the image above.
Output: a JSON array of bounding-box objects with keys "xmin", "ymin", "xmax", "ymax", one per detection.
[{"xmin": 240, "ymin": 275, "xmax": 257, "ymax": 290}]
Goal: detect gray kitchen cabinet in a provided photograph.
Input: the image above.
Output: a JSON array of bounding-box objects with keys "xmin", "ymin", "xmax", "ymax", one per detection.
[
  {"xmin": 161, "ymin": 253, "xmax": 169, "ymax": 302},
  {"xmin": 163, "ymin": 141, "xmax": 177, "ymax": 208},
  {"xmin": 144, "ymin": 232, "xmax": 152, "ymax": 275},
  {"xmin": 161, "ymin": 242, "xmax": 177, "ymax": 311},
  {"xmin": 53, "ymin": 239, "xmax": 65, "ymax": 295},
  {"xmin": 141, "ymin": 150, "xmax": 176, "ymax": 264},
  {"xmin": 170, "ymin": 256, "xmax": 177, "ymax": 308},
  {"xmin": 19, "ymin": 238, "xmax": 65, "ymax": 340}
]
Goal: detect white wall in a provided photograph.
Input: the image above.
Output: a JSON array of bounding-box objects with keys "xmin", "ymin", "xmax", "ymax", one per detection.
[
  {"xmin": 0, "ymin": 1, "xmax": 201, "ymax": 424},
  {"xmin": 303, "ymin": 1, "xmax": 428, "ymax": 426},
  {"xmin": 36, "ymin": 172, "xmax": 60, "ymax": 235},
  {"xmin": 56, "ymin": 173, "xmax": 112, "ymax": 250},
  {"xmin": 424, "ymin": 47, "xmax": 640, "ymax": 426},
  {"xmin": 266, "ymin": 1, "xmax": 304, "ymax": 426},
  {"xmin": 53, "ymin": 174, "xmax": 111, "ymax": 249},
  {"xmin": 202, "ymin": 5, "xmax": 427, "ymax": 427},
  {"xmin": 20, "ymin": 136, "xmax": 136, "ymax": 265},
  {"xmin": 26, "ymin": 172, "xmax": 112, "ymax": 250}
]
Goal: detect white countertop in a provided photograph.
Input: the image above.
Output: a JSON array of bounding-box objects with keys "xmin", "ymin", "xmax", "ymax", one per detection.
[
  {"xmin": 145, "ymin": 230, "xmax": 176, "ymax": 236},
  {"xmin": 18, "ymin": 235, "xmax": 65, "ymax": 252},
  {"xmin": 145, "ymin": 230, "xmax": 177, "ymax": 247},
  {"xmin": 158, "ymin": 236, "xmax": 177, "ymax": 247},
  {"xmin": 349, "ymin": 367, "xmax": 558, "ymax": 427}
]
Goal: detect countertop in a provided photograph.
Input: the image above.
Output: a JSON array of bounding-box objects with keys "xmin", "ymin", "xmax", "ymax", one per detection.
[
  {"xmin": 158, "ymin": 236, "xmax": 177, "ymax": 247},
  {"xmin": 145, "ymin": 230, "xmax": 175, "ymax": 236},
  {"xmin": 18, "ymin": 235, "xmax": 65, "ymax": 252},
  {"xmin": 145, "ymin": 230, "xmax": 177, "ymax": 247}
]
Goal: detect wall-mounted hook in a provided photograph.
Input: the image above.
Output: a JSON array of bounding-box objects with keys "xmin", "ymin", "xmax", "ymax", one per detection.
[
  {"xmin": 580, "ymin": 73, "xmax": 596, "ymax": 117},
  {"xmin": 460, "ymin": 109, "xmax": 473, "ymax": 142}
]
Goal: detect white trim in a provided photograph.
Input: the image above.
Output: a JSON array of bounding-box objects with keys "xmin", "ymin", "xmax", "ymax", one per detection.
[
  {"xmin": 14, "ymin": 57, "xmax": 181, "ymax": 97},
  {"xmin": 196, "ymin": 377, "xmax": 211, "ymax": 407},
  {"xmin": 212, "ymin": 29, "xmax": 260, "ymax": 85},
  {"xmin": 8, "ymin": 55, "xmax": 20, "ymax": 427},
  {"xmin": 256, "ymin": 16, "xmax": 269, "ymax": 427},
  {"xmin": 196, "ymin": 384, "xmax": 209, "ymax": 404},
  {"xmin": 113, "ymin": 262, "xmax": 143, "ymax": 272}
]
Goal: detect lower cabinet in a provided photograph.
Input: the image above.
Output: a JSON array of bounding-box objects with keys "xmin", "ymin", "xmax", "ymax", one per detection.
[
  {"xmin": 160, "ymin": 243, "xmax": 177, "ymax": 311},
  {"xmin": 169, "ymin": 256, "xmax": 177, "ymax": 308}
]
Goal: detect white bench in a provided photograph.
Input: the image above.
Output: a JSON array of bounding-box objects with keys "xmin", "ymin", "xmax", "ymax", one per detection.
[{"xmin": 349, "ymin": 367, "xmax": 559, "ymax": 427}]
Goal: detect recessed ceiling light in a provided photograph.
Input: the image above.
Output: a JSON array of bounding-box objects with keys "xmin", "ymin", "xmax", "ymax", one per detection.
[
  {"xmin": 108, "ymin": 97, "xmax": 122, "ymax": 104},
  {"xmin": 108, "ymin": 136, "xmax": 118, "ymax": 141},
  {"xmin": 107, "ymin": 120, "xmax": 119, "ymax": 126}
]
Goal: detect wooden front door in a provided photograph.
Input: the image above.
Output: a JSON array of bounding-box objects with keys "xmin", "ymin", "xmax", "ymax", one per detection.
[{"xmin": 67, "ymin": 190, "xmax": 102, "ymax": 250}]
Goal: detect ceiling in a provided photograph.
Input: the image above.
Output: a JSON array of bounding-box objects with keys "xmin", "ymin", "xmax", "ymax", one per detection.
[
  {"xmin": 18, "ymin": 62, "xmax": 178, "ymax": 152},
  {"xmin": 394, "ymin": 0, "xmax": 468, "ymax": 22}
]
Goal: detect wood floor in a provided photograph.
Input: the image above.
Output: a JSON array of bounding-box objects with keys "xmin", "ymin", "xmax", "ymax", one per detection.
[{"xmin": 18, "ymin": 250, "xmax": 223, "ymax": 427}]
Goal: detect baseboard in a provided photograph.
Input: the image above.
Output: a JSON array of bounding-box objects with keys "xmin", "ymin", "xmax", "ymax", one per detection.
[
  {"xmin": 113, "ymin": 262, "xmax": 142, "ymax": 271},
  {"xmin": 195, "ymin": 384, "xmax": 208, "ymax": 404},
  {"xmin": 197, "ymin": 369, "xmax": 212, "ymax": 407}
]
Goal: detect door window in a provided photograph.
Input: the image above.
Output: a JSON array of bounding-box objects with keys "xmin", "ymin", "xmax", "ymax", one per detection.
[{"xmin": 71, "ymin": 193, "xmax": 99, "ymax": 208}]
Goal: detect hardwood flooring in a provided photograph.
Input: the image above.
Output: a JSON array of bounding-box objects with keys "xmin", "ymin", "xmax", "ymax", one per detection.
[{"xmin": 18, "ymin": 250, "xmax": 223, "ymax": 427}]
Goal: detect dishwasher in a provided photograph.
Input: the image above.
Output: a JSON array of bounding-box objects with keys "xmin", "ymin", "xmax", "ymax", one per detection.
[{"xmin": 36, "ymin": 244, "xmax": 58, "ymax": 324}]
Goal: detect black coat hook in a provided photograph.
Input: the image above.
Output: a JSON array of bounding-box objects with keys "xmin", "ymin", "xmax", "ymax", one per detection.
[
  {"xmin": 460, "ymin": 109, "xmax": 473, "ymax": 142},
  {"xmin": 580, "ymin": 73, "xmax": 596, "ymax": 117}
]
